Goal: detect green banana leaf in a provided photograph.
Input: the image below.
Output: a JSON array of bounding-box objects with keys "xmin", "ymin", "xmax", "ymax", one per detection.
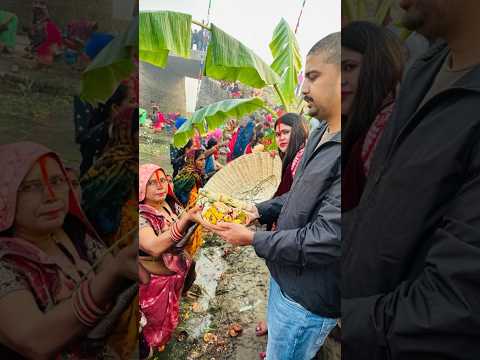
[
  {"xmin": 342, "ymin": 0, "xmax": 355, "ymax": 22},
  {"xmin": 139, "ymin": 10, "xmax": 192, "ymax": 68},
  {"xmin": 356, "ymin": 0, "xmax": 369, "ymax": 21},
  {"xmin": 342, "ymin": 1, "xmax": 411, "ymax": 42},
  {"xmin": 173, "ymin": 119, "xmax": 194, "ymax": 149},
  {"xmin": 375, "ymin": 0, "xmax": 394, "ymax": 24},
  {"xmin": 269, "ymin": 18, "xmax": 302, "ymax": 107},
  {"xmin": 204, "ymin": 24, "xmax": 280, "ymax": 89},
  {"xmin": 341, "ymin": 0, "xmax": 369, "ymax": 21},
  {"xmin": 173, "ymin": 97, "xmax": 269, "ymax": 148},
  {"xmin": 343, "ymin": 0, "xmax": 394, "ymax": 24},
  {"xmin": 80, "ymin": 16, "xmax": 138, "ymax": 105}
]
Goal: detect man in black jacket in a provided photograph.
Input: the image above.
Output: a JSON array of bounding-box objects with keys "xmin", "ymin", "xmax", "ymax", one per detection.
[
  {"xmin": 342, "ymin": 1, "xmax": 480, "ymax": 359},
  {"xmin": 206, "ymin": 33, "xmax": 341, "ymax": 359}
]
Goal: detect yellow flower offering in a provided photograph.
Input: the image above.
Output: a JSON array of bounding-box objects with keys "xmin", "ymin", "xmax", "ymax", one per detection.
[
  {"xmin": 197, "ymin": 189, "xmax": 250, "ymax": 225},
  {"xmin": 201, "ymin": 201, "xmax": 248, "ymax": 225}
]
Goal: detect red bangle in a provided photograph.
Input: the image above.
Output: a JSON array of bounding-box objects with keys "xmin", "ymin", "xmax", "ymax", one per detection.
[
  {"xmin": 170, "ymin": 228, "xmax": 181, "ymax": 243},
  {"xmin": 72, "ymin": 290, "xmax": 96, "ymax": 327},
  {"xmin": 77, "ymin": 289, "xmax": 97, "ymax": 324},
  {"xmin": 170, "ymin": 222, "xmax": 183, "ymax": 243},
  {"xmin": 173, "ymin": 222, "xmax": 182, "ymax": 238},
  {"xmin": 82, "ymin": 280, "xmax": 108, "ymax": 317},
  {"xmin": 176, "ymin": 222, "xmax": 185, "ymax": 236}
]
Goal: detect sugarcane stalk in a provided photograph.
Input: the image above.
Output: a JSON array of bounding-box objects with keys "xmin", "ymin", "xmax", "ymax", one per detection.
[{"xmin": 75, "ymin": 226, "xmax": 138, "ymax": 290}]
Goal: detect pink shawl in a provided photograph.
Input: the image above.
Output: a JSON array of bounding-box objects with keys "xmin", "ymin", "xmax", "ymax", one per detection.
[
  {"xmin": 0, "ymin": 142, "xmax": 105, "ymax": 358},
  {"xmin": 361, "ymin": 99, "xmax": 395, "ymax": 175},
  {"xmin": 0, "ymin": 142, "xmax": 93, "ymax": 234}
]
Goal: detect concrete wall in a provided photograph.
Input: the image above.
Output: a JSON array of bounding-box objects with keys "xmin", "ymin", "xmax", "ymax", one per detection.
[
  {"xmin": 195, "ymin": 77, "xmax": 230, "ymax": 111},
  {"xmin": 140, "ymin": 51, "xmax": 238, "ymax": 116},
  {"xmin": 3, "ymin": 0, "xmax": 135, "ymax": 33},
  {"xmin": 140, "ymin": 61, "xmax": 187, "ymax": 115}
]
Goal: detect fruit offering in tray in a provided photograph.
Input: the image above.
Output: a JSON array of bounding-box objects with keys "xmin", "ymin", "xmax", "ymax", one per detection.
[
  {"xmin": 201, "ymin": 201, "xmax": 248, "ymax": 225},
  {"xmin": 198, "ymin": 188, "xmax": 249, "ymax": 210}
]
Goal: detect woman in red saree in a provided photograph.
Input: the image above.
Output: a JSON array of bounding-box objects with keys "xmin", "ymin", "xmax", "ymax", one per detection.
[
  {"xmin": 153, "ymin": 112, "xmax": 166, "ymax": 133},
  {"xmin": 0, "ymin": 141, "xmax": 139, "ymax": 359},
  {"xmin": 138, "ymin": 164, "xmax": 203, "ymax": 354},
  {"xmin": 29, "ymin": 0, "xmax": 62, "ymax": 66}
]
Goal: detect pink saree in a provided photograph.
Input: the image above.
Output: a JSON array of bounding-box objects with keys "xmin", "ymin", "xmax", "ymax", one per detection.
[{"xmin": 138, "ymin": 164, "xmax": 191, "ymax": 348}]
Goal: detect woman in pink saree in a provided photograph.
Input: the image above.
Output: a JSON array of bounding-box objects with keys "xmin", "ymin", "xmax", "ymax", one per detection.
[
  {"xmin": 0, "ymin": 142, "xmax": 139, "ymax": 359},
  {"xmin": 153, "ymin": 112, "xmax": 166, "ymax": 133},
  {"xmin": 139, "ymin": 164, "xmax": 203, "ymax": 353}
]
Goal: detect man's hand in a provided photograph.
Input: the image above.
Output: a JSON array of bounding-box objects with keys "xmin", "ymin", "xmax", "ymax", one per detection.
[
  {"xmin": 204, "ymin": 222, "xmax": 254, "ymax": 246},
  {"xmin": 244, "ymin": 204, "xmax": 260, "ymax": 225}
]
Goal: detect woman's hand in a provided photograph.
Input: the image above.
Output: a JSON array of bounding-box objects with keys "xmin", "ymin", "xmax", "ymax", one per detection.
[
  {"xmin": 138, "ymin": 263, "xmax": 150, "ymax": 284},
  {"xmin": 186, "ymin": 205, "xmax": 207, "ymax": 225},
  {"xmin": 113, "ymin": 240, "xmax": 139, "ymax": 282}
]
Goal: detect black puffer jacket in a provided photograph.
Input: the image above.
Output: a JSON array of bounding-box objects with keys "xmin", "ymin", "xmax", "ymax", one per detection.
[{"xmin": 342, "ymin": 42, "xmax": 480, "ymax": 359}]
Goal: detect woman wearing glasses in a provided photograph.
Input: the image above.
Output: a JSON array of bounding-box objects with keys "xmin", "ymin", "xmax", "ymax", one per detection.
[
  {"xmin": 138, "ymin": 164, "xmax": 204, "ymax": 357},
  {"xmin": 0, "ymin": 142, "xmax": 139, "ymax": 359}
]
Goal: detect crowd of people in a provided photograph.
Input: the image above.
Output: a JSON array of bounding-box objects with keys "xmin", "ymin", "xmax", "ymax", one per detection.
[
  {"xmin": 0, "ymin": 1, "xmax": 115, "ymax": 70},
  {"xmin": 145, "ymin": 5, "xmax": 480, "ymax": 356},
  {"xmin": 191, "ymin": 27, "xmax": 209, "ymax": 52},
  {"xmin": 0, "ymin": 9, "xmax": 141, "ymax": 357},
  {"xmin": 136, "ymin": 31, "xmax": 342, "ymax": 360},
  {"xmin": 2, "ymin": 0, "xmax": 479, "ymax": 359},
  {"xmin": 141, "ymin": 104, "xmax": 183, "ymax": 134}
]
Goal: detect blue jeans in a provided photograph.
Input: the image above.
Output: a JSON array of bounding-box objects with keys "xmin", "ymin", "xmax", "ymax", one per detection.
[{"xmin": 266, "ymin": 278, "xmax": 337, "ymax": 360}]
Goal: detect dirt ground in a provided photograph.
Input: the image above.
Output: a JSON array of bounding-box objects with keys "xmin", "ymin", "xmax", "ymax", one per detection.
[
  {"xmin": 156, "ymin": 233, "xmax": 270, "ymax": 360},
  {"xmin": 0, "ymin": 35, "xmax": 82, "ymax": 164}
]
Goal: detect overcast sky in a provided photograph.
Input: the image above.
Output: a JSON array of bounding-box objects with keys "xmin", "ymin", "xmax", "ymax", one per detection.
[{"xmin": 139, "ymin": 0, "xmax": 340, "ymax": 63}]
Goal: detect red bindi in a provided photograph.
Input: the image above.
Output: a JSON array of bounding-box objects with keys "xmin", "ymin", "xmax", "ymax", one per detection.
[{"xmin": 38, "ymin": 155, "xmax": 56, "ymax": 198}]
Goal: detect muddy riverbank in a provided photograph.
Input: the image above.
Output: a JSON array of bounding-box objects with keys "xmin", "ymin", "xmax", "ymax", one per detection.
[{"xmin": 156, "ymin": 232, "xmax": 269, "ymax": 360}]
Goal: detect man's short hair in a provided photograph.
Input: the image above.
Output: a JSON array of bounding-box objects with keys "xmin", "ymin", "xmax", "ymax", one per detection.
[{"xmin": 308, "ymin": 32, "xmax": 341, "ymax": 64}]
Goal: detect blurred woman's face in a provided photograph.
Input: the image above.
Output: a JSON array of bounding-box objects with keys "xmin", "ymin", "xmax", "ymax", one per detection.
[
  {"xmin": 145, "ymin": 171, "xmax": 168, "ymax": 204},
  {"xmin": 275, "ymin": 123, "xmax": 292, "ymax": 153},
  {"xmin": 15, "ymin": 157, "xmax": 70, "ymax": 237},
  {"xmin": 195, "ymin": 155, "xmax": 206, "ymax": 170},
  {"xmin": 112, "ymin": 90, "xmax": 134, "ymax": 119},
  {"xmin": 341, "ymin": 47, "xmax": 363, "ymax": 116}
]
